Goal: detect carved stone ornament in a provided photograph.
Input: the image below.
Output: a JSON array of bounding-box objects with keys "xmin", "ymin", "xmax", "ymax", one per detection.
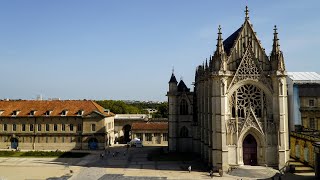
[
  {"xmin": 226, "ymin": 119, "xmax": 236, "ymax": 134},
  {"xmin": 228, "ymin": 45, "xmax": 272, "ymax": 91},
  {"xmin": 239, "ymin": 108, "xmax": 264, "ymax": 135}
]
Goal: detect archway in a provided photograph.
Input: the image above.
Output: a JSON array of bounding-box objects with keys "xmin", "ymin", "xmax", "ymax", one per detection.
[
  {"xmin": 88, "ymin": 138, "xmax": 98, "ymax": 150},
  {"xmin": 123, "ymin": 124, "xmax": 131, "ymax": 143},
  {"xmin": 11, "ymin": 138, "xmax": 18, "ymax": 149},
  {"xmin": 243, "ymin": 134, "xmax": 257, "ymax": 165}
]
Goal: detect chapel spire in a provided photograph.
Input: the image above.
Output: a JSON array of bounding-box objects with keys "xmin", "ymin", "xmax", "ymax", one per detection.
[
  {"xmin": 245, "ymin": 6, "xmax": 249, "ymax": 20},
  {"xmin": 216, "ymin": 25, "xmax": 225, "ymax": 54},
  {"xmin": 213, "ymin": 25, "xmax": 227, "ymax": 71},
  {"xmin": 272, "ymin": 25, "xmax": 281, "ymax": 54},
  {"xmin": 270, "ymin": 25, "xmax": 285, "ymax": 72}
]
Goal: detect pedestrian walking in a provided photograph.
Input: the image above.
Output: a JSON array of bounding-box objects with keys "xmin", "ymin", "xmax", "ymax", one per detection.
[
  {"xmin": 209, "ymin": 169, "xmax": 213, "ymax": 178},
  {"xmin": 188, "ymin": 165, "xmax": 191, "ymax": 173}
]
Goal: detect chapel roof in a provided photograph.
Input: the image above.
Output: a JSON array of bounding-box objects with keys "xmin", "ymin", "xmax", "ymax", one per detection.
[
  {"xmin": 131, "ymin": 122, "xmax": 168, "ymax": 131},
  {"xmin": 223, "ymin": 27, "xmax": 242, "ymax": 55},
  {"xmin": 177, "ymin": 80, "xmax": 190, "ymax": 92}
]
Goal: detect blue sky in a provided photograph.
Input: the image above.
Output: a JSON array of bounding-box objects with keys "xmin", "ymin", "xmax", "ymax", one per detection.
[{"xmin": 0, "ymin": 0, "xmax": 319, "ymax": 101}]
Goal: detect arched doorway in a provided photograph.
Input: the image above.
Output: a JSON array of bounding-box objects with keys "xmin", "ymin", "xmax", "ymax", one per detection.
[
  {"xmin": 243, "ymin": 134, "xmax": 257, "ymax": 165},
  {"xmin": 88, "ymin": 138, "xmax": 98, "ymax": 150},
  {"xmin": 123, "ymin": 124, "xmax": 131, "ymax": 143},
  {"xmin": 11, "ymin": 138, "xmax": 18, "ymax": 149}
]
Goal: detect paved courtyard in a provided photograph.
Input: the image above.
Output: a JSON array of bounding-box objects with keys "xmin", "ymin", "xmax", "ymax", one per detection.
[{"xmin": 0, "ymin": 146, "xmax": 316, "ymax": 180}]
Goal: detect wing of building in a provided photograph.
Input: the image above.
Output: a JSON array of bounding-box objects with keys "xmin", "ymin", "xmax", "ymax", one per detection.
[
  {"xmin": 287, "ymin": 72, "xmax": 320, "ymax": 131},
  {"xmin": 0, "ymin": 100, "xmax": 115, "ymax": 150},
  {"xmin": 167, "ymin": 7, "xmax": 289, "ymax": 171}
]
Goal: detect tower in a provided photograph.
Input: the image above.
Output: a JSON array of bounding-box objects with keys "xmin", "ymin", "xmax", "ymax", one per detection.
[{"xmin": 167, "ymin": 72, "xmax": 194, "ymax": 152}]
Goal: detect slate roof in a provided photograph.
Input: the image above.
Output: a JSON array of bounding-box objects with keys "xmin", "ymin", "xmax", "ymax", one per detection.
[
  {"xmin": 177, "ymin": 80, "xmax": 190, "ymax": 92},
  {"xmin": 0, "ymin": 100, "xmax": 114, "ymax": 117},
  {"xmin": 223, "ymin": 27, "xmax": 242, "ymax": 55},
  {"xmin": 288, "ymin": 72, "xmax": 320, "ymax": 84},
  {"xmin": 169, "ymin": 73, "xmax": 178, "ymax": 84},
  {"xmin": 131, "ymin": 122, "xmax": 168, "ymax": 131}
]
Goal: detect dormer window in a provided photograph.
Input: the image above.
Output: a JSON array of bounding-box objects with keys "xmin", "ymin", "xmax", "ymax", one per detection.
[
  {"xmin": 61, "ymin": 110, "xmax": 68, "ymax": 116},
  {"xmin": 45, "ymin": 110, "xmax": 52, "ymax": 116},
  {"xmin": 77, "ymin": 110, "xmax": 84, "ymax": 116},
  {"xmin": 12, "ymin": 110, "xmax": 20, "ymax": 116},
  {"xmin": 104, "ymin": 109, "xmax": 110, "ymax": 115},
  {"xmin": 30, "ymin": 110, "xmax": 36, "ymax": 116}
]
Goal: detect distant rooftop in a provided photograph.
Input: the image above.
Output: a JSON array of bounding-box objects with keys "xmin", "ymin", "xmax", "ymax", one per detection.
[
  {"xmin": 287, "ymin": 72, "xmax": 320, "ymax": 84},
  {"xmin": 114, "ymin": 114, "xmax": 149, "ymax": 120}
]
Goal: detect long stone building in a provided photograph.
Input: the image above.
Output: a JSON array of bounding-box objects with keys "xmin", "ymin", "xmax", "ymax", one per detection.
[
  {"xmin": 0, "ymin": 100, "xmax": 115, "ymax": 150},
  {"xmin": 167, "ymin": 7, "xmax": 289, "ymax": 171}
]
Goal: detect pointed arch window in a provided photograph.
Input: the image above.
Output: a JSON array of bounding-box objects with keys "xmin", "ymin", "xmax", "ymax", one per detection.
[
  {"xmin": 180, "ymin": 99, "xmax": 189, "ymax": 115},
  {"xmin": 180, "ymin": 126, "xmax": 189, "ymax": 137},
  {"xmin": 229, "ymin": 84, "xmax": 267, "ymax": 120}
]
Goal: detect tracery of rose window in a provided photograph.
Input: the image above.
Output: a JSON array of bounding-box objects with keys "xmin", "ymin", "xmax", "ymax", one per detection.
[{"xmin": 230, "ymin": 84, "xmax": 266, "ymax": 119}]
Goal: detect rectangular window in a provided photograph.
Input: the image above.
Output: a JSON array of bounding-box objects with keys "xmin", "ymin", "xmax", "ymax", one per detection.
[
  {"xmin": 4, "ymin": 124, "xmax": 7, "ymax": 131},
  {"xmin": 77, "ymin": 136, "xmax": 81, "ymax": 143},
  {"xmin": 38, "ymin": 124, "xmax": 41, "ymax": 131},
  {"xmin": 163, "ymin": 133, "xmax": 168, "ymax": 141},
  {"xmin": 30, "ymin": 124, "xmax": 34, "ymax": 131},
  {"xmin": 70, "ymin": 124, "xmax": 74, "ymax": 131},
  {"xmin": 62, "ymin": 137, "xmax": 65, "ymax": 143},
  {"xmin": 46, "ymin": 124, "xmax": 50, "ymax": 131},
  {"xmin": 13, "ymin": 124, "xmax": 17, "ymax": 131},
  {"xmin": 22, "ymin": 124, "xmax": 26, "ymax": 131},
  {"xmin": 145, "ymin": 133, "xmax": 152, "ymax": 141},
  {"xmin": 310, "ymin": 118, "xmax": 315, "ymax": 129},
  {"xmin": 77, "ymin": 124, "xmax": 82, "ymax": 131},
  {"xmin": 62, "ymin": 124, "xmax": 65, "ymax": 131},
  {"xmin": 309, "ymin": 99, "xmax": 315, "ymax": 107},
  {"xmin": 91, "ymin": 124, "xmax": 96, "ymax": 131},
  {"xmin": 54, "ymin": 124, "xmax": 57, "ymax": 131}
]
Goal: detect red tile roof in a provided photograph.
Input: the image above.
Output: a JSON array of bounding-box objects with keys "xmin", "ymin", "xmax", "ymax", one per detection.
[
  {"xmin": 0, "ymin": 100, "xmax": 114, "ymax": 117},
  {"xmin": 131, "ymin": 122, "xmax": 168, "ymax": 131}
]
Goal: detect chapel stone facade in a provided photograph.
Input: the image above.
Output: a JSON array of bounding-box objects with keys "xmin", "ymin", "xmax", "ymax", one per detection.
[{"xmin": 167, "ymin": 7, "xmax": 290, "ymax": 171}]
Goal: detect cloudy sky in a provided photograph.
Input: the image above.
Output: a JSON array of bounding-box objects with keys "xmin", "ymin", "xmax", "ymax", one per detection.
[{"xmin": 0, "ymin": 0, "xmax": 319, "ymax": 101}]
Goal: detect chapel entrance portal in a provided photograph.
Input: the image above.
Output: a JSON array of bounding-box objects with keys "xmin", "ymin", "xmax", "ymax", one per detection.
[{"xmin": 243, "ymin": 134, "xmax": 257, "ymax": 165}]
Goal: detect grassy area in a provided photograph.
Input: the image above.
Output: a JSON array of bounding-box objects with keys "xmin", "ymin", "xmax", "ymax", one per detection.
[{"xmin": 0, "ymin": 151, "xmax": 89, "ymax": 158}]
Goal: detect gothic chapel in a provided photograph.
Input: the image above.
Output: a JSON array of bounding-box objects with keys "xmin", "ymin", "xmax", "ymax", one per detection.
[{"xmin": 167, "ymin": 7, "xmax": 289, "ymax": 171}]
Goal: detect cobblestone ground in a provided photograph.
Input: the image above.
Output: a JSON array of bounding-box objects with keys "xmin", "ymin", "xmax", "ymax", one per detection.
[{"xmin": 0, "ymin": 146, "xmax": 316, "ymax": 180}]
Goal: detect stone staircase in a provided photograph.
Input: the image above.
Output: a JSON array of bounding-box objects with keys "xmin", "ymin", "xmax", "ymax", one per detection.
[{"xmin": 289, "ymin": 158, "xmax": 315, "ymax": 176}]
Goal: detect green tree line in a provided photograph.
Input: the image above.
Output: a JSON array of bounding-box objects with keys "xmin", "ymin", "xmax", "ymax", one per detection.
[{"xmin": 95, "ymin": 100, "xmax": 168, "ymax": 118}]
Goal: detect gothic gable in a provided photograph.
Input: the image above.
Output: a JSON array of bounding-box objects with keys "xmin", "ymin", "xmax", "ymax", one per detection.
[
  {"xmin": 239, "ymin": 108, "xmax": 264, "ymax": 135},
  {"xmin": 225, "ymin": 21, "xmax": 271, "ymax": 71},
  {"xmin": 228, "ymin": 45, "xmax": 272, "ymax": 91}
]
